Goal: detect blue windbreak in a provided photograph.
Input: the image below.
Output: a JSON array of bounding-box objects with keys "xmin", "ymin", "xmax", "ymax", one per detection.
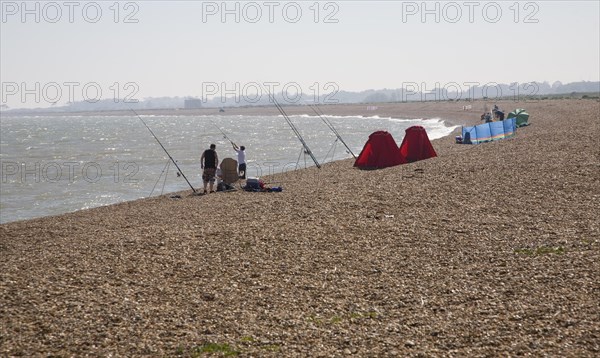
[{"xmin": 462, "ymin": 118, "xmax": 517, "ymax": 144}]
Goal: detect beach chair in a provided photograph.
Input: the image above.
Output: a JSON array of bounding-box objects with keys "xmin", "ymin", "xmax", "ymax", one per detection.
[{"xmin": 217, "ymin": 158, "xmax": 239, "ymax": 192}]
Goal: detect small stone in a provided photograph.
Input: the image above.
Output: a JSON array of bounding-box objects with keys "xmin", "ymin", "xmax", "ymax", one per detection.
[
  {"xmin": 201, "ymin": 293, "xmax": 216, "ymax": 301},
  {"xmin": 405, "ymin": 340, "xmax": 416, "ymax": 348}
]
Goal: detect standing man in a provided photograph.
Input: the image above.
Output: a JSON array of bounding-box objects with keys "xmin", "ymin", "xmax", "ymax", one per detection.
[
  {"xmin": 232, "ymin": 143, "xmax": 246, "ymax": 179},
  {"xmin": 497, "ymin": 110, "xmax": 505, "ymax": 121},
  {"xmin": 201, "ymin": 143, "xmax": 218, "ymax": 194}
]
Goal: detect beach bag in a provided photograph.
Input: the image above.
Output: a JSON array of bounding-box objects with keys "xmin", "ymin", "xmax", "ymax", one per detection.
[
  {"xmin": 244, "ymin": 178, "xmax": 264, "ymax": 191},
  {"xmin": 217, "ymin": 182, "xmax": 235, "ymax": 192}
]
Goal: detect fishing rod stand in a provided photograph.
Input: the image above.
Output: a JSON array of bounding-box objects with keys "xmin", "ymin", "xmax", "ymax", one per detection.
[
  {"xmin": 295, "ymin": 147, "xmax": 310, "ymax": 170},
  {"xmin": 322, "ymin": 138, "xmax": 339, "ymax": 164},
  {"xmin": 149, "ymin": 159, "xmax": 171, "ymax": 197}
]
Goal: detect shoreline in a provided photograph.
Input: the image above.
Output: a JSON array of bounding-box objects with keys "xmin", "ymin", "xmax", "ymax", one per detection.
[
  {"xmin": 1, "ymin": 107, "xmax": 461, "ymax": 225},
  {"xmin": 1, "ymin": 99, "xmax": 598, "ymax": 356}
]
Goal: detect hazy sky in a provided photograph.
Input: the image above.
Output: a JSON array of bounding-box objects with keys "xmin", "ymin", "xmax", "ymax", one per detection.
[{"xmin": 1, "ymin": 1, "xmax": 599, "ymax": 108}]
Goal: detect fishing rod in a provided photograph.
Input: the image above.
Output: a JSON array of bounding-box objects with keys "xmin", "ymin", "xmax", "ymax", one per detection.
[
  {"xmin": 261, "ymin": 85, "xmax": 321, "ymax": 169},
  {"xmin": 131, "ymin": 109, "xmax": 197, "ymax": 193},
  {"xmin": 308, "ymin": 104, "xmax": 356, "ymax": 159},
  {"xmin": 211, "ymin": 120, "xmax": 235, "ymax": 144}
]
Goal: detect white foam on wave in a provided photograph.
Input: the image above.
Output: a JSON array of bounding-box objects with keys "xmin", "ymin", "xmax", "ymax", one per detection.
[
  {"xmin": 389, "ymin": 116, "xmax": 457, "ymax": 140},
  {"xmin": 286, "ymin": 114, "xmax": 394, "ymax": 120},
  {"xmin": 425, "ymin": 121, "xmax": 459, "ymax": 140}
]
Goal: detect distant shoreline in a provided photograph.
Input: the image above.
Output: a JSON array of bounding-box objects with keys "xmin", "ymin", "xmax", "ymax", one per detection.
[
  {"xmin": 2, "ymin": 83, "xmax": 598, "ymax": 116},
  {"xmin": 1, "ymin": 100, "xmax": 490, "ymax": 126},
  {"xmin": 5, "ymin": 97, "xmax": 597, "ymax": 128}
]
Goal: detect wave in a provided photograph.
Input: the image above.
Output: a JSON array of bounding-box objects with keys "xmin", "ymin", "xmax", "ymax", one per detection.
[{"xmin": 284, "ymin": 114, "xmax": 400, "ymax": 121}]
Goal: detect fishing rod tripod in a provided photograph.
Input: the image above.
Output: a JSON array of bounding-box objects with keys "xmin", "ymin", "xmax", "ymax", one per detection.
[
  {"xmin": 260, "ymin": 84, "xmax": 321, "ymax": 169},
  {"xmin": 131, "ymin": 109, "xmax": 197, "ymax": 194}
]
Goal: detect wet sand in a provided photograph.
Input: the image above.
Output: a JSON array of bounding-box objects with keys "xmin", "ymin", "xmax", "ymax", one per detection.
[{"xmin": 1, "ymin": 99, "xmax": 599, "ymax": 356}]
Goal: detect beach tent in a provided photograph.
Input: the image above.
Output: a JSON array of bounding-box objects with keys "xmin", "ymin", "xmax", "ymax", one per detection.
[
  {"xmin": 354, "ymin": 131, "xmax": 404, "ymax": 169},
  {"xmin": 398, "ymin": 126, "xmax": 437, "ymax": 163},
  {"xmin": 461, "ymin": 117, "xmax": 517, "ymax": 144},
  {"xmin": 507, "ymin": 108, "xmax": 530, "ymax": 127}
]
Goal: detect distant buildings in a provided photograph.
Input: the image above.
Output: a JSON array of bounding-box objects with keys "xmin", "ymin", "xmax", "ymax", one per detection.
[{"xmin": 184, "ymin": 98, "xmax": 202, "ymax": 109}]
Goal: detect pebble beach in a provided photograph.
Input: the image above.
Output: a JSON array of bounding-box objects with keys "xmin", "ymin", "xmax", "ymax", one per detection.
[{"xmin": 1, "ymin": 99, "xmax": 599, "ymax": 356}]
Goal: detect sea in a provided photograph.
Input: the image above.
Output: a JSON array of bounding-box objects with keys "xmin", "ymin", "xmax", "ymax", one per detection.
[{"xmin": 0, "ymin": 113, "xmax": 457, "ymax": 224}]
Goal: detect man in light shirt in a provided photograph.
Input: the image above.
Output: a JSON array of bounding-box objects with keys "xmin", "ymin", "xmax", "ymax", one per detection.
[{"xmin": 232, "ymin": 143, "xmax": 246, "ymax": 179}]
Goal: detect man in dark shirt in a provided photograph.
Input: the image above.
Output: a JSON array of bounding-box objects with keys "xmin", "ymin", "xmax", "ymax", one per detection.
[{"xmin": 201, "ymin": 144, "xmax": 218, "ymax": 194}]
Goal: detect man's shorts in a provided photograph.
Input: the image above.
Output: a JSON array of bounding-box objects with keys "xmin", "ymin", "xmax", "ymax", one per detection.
[
  {"xmin": 238, "ymin": 163, "xmax": 246, "ymax": 179},
  {"xmin": 203, "ymin": 168, "xmax": 216, "ymax": 183}
]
